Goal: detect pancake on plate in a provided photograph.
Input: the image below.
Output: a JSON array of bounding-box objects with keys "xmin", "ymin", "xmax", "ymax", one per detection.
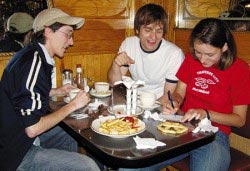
[{"xmin": 157, "ymin": 121, "xmax": 188, "ymax": 134}]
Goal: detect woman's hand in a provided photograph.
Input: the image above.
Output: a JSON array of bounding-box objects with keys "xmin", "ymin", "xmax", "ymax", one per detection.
[
  {"xmin": 181, "ymin": 109, "xmax": 207, "ymax": 122},
  {"xmin": 161, "ymin": 99, "xmax": 180, "ymax": 115}
]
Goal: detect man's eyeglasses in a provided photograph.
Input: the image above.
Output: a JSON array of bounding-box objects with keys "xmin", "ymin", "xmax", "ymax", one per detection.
[{"xmin": 57, "ymin": 30, "xmax": 73, "ymax": 39}]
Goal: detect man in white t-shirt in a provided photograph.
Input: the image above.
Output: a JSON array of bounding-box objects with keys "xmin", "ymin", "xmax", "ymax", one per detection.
[{"xmin": 108, "ymin": 3, "xmax": 184, "ymax": 102}]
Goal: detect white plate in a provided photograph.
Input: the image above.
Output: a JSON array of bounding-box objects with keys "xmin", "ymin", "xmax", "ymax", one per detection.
[
  {"xmin": 137, "ymin": 100, "xmax": 161, "ymax": 110},
  {"xmin": 91, "ymin": 116, "xmax": 146, "ymax": 138},
  {"xmin": 90, "ymin": 90, "xmax": 112, "ymax": 98},
  {"xmin": 108, "ymin": 104, "xmax": 144, "ymax": 116}
]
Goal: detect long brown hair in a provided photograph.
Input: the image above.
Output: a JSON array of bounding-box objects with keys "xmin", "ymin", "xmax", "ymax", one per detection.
[{"xmin": 189, "ymin": 18, "xmax": 237, "ymax": 70}]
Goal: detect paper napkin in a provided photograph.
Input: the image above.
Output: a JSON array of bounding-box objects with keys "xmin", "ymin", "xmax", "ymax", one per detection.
[
  {"xmin": 133, "ymin": 136, "xmax": 166, "ymax": 149},
  {"xmin": 158, "ymin": 113, "xmax": 183, "ymax": 122},
  {"xmin": 88, "ymin": 99, "xmax": 106, "ymax": 110},
  {"xmin": 144, "ymin": 110, "xmax": 165, "ymax": 121},
  {"xmin": 114, "ymin": 76, "xmax": 145, "ymax": 89},
  {"xmin": 144, "ymin": 110, "xmax": 183, "ymax": 122},
  {"xmin": 192, "ymin": 118, "xmax": 218, "ymax": 133}
]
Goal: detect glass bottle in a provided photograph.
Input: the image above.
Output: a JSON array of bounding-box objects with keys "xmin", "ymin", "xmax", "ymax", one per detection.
[
  {"xmin": 74, "ymin": 64, "xmax": 84, "ymax": 89},
  {"xmin": 62, "ymin": 69, "xmax": 73, "ymax": 85}
]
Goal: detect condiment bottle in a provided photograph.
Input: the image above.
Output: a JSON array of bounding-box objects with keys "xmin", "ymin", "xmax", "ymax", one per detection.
[{"xmin": 74, "ymin": 64, "xmax": 84, "ymax": 89}]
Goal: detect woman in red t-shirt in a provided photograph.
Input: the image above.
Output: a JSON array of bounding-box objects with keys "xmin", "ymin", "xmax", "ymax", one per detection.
[{"xmin": 163, "ymin": 18, "xmax": 250, "ymax": 171}]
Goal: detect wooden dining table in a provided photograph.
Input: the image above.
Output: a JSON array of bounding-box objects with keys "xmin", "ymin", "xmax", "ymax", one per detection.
[{"xmin": 49, "ymin": 85, "xmax": 215, "ymax": 169}]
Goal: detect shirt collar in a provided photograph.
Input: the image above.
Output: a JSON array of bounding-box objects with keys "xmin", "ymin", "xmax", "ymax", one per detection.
[
  {"xmin": 140, "ymin": 39, "xmax": 162, "ymax": 54},
  {"xmin": 38, "ymin": 43, "xmax": 55, "ymax": 66}
]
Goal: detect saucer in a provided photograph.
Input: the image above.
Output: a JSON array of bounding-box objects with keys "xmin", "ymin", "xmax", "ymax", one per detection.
[
  {"xmin": 137, "ymin": 100, "xmax": 161, "ymax": 110},
  {"xmin": 90, "ymin": 89, "xmax": 111, "ymax": 98},
  {"xmin": 108, "ymin": 104, "xmax": 144, "ymax": 116}
]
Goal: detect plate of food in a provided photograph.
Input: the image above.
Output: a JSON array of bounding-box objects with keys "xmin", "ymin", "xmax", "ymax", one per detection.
[
  {"xmin": 157, "ymin": 121, "xmax": 188, "ymax": 135},
  {"xmin": 107, "ymin": 104, "xmax": 144, "ymax": 116},
  {"xmin": 91, "ymin": 116, "xmax": 146, "ymax": 138},
  {"xmin": 90, "ymin": 89, "xmax": 112, "ymax": 98}
]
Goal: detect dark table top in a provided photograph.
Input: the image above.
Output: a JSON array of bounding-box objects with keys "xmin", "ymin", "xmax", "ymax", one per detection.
[{"xmin": 49, "ymin": 85, "xmax": 215, "ymax": 168}]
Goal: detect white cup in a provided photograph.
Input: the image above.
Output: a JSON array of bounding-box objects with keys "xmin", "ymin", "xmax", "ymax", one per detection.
[
  {"xmin": 140, "ymin": 92, "xmax": 156, "ymax": 107},
  {"xmin": 69, "ymin": 89, "xmax": 80, "ymax": 100},
  {"xmin": 94, "ymin": 82, "xmax": 110, "ymax": 93}
]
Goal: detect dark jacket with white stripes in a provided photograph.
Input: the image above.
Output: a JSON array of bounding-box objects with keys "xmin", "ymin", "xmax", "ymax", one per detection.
[{"xmin": 0, "ymin": 41, "xmax": 53, "ymax": 170}]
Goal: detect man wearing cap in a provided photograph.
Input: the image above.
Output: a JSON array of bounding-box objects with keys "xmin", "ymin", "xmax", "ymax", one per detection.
[
  {"xmin": 0, "ymin": 8, "xmax": 100, "ymax": 171},
  {"xmin": 0, "ymin": 12, "xmax": 34, "ymax": 52}
]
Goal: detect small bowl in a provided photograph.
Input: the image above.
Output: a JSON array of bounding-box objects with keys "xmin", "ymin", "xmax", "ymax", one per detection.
[
  {"xmin": 140, "ymin": 92, "xmax": 156, "ymax": 107},
  {"xmin": 94, "ymin": 82, "xmax": 110, "ymax": 93}
]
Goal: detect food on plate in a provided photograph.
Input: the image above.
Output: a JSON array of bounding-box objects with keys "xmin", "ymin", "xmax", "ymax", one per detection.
[
  {"xmin": 98, "ymin": 116, "xmax": 143, "ymax": 135},
  {"xmin": 90, "ymin": 88, "xmax": 111, "ymax": 96},
  {"xmin": 157, "ymin": 121, "xmax": 188, "ymax": 134},
  {"xmin": 116, "ymin": 111, "xmax": 122, "ymax": 115}
]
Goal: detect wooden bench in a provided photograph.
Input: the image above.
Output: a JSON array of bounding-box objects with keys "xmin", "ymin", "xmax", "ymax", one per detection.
[{"xmin": 170, "ymin": 106, "xmax": 250, "ymax": 171}]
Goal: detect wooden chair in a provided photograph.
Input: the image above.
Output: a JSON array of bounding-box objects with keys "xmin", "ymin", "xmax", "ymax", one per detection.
[{"xmin": 170, "ymin": 106, "xmax": 250, "ymax": 171}]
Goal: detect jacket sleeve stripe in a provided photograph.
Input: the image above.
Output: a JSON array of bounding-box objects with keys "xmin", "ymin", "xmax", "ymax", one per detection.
[{"xmin": 22, "ymin": 52, "xmax": 42, "ymax": 115}]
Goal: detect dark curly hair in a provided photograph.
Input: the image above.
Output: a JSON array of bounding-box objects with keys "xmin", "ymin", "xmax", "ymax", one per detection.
[{"xmin": 134, "ymin": 3, "xmax": 168, "ymax": 36}]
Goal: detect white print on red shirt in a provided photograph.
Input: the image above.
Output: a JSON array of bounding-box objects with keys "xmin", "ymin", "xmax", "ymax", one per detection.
[
  {"xmin": 195, "ymin": 77, "xmax": 216, "ymax": 89},
  {"xmin": 192, "ymin": 70, "xmax": 219, "ymax": 95}
]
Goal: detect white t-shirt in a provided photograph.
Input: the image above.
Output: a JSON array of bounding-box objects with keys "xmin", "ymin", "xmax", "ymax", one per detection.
[{"xmin": 119, "ymin": 36, "xmax": 184, "ymax": 98}]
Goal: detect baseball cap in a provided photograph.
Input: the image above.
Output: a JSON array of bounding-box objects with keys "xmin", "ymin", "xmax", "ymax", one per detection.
[
  {"xmin": 7, "ymin": 12, "xmax": 34, "ymax": 33},
  {"xmin": 33, "ymin": 8, "xmax": 84, "ymax": 33}
]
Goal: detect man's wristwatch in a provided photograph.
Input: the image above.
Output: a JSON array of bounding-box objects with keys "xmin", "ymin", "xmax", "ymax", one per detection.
[{"xmin": 205, "ymin": 109, "xmax": 210, "ymax": 120}]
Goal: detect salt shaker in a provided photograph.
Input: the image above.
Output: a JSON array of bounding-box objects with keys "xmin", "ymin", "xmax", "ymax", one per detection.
[{"xmin": 62, "ymin": 69, "xmax": 73, "ymax": 85}]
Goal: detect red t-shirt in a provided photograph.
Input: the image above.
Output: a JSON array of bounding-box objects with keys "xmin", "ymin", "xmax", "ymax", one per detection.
[{"xmin": 177, "ymin": 53, "xmax": 250, "ymax": 135}]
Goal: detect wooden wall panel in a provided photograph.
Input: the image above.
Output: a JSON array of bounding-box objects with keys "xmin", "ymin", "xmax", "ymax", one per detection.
[
  {"xmin": 53, "ymin": 0, "xmax": 129, "ymax": 54},
  {"xmin": 230, "ymin": 133, "xmax": 250, "ymax": 155},
  {"xmin": 174, "ymin": 28, "xmax": 250, "ymax": 64},
  {"xmin": 176, "ymin": 0, "xmax": 230, "ymax": 28},
  {"xmin": 174, "ymin": 28, "xmax": 190, "ymax": 54},
  {"xmin": 55, "ymin": 53, "xmax": 115, "ymax": 87},
  {"xmin": 233, "ymin": 32, "xmax": 250, "ymax": 63},
  {"xmin": 51, "ymin": 0, "xmax": 131, "ymax": 87},
  {"xmin": 0, "ymin": 57, "xmax": 10, "ymax": 79}
]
